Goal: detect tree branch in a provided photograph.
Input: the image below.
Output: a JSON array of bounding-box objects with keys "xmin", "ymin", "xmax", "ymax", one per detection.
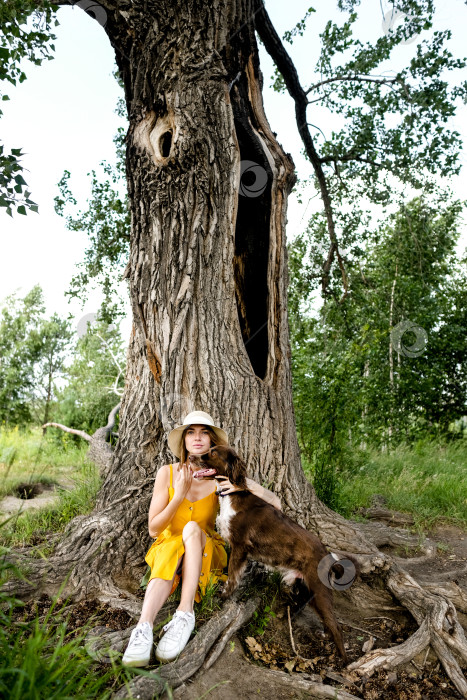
[
  {"xmin": 254, "ymin": 1, "xmax": 348, "ymax": 301},
  {"xmin": 306, "ymin": 74, "xmax": 400, "ymax": 95},
  {"xmin": 320, "ymin": 154, "xmax": 385, "ymax": 168},
  {"xmin": 41, "ymin": 422, "xmax": 92, "ymax": 442}
]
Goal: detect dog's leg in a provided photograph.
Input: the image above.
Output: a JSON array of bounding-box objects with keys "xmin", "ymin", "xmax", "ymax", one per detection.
[
  {"xmin": 288, "ymin": 578, "xmax": 312, "ymax": 615},
  {"xmin": 221, "ymin": 547, "xmax": 248, "ymax": 600},
  {"xmin": 308, "ymin": 585, "xmax": 348, "ymax": 662}
]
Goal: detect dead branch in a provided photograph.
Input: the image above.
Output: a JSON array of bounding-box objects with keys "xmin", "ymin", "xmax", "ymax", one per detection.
[
  {"xmin": 42, "ymin": 403, "xmax": 120, "ymax": 471},
  {"xmin": 358, "ymin": 506, "xmax": 415, "ymax": 526},
  {"xmin": 40, "ymin": 423, "xmax": 92, "ymax": 442},
  {"xmin": 254, "ymin": 0, "xmax": 348, "ymax": 300}
]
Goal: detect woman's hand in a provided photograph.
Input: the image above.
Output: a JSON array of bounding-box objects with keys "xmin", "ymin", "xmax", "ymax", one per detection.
[
  {"xmin": 173, "ymin": 462, "xmax": 193, "ymax": 503},
  {"xmin": 215, "ymin": 476, "xmax": 243, "ymax": 497}
]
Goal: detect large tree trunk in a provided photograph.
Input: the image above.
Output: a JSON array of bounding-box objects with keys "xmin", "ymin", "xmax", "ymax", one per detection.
[
  {"xmin": 20, "ymin": 0, "xmax": 325, "ymax": 605},
  {"xmin": 7, "ymin": 1, "xmax": 467, "ymax": 696}
]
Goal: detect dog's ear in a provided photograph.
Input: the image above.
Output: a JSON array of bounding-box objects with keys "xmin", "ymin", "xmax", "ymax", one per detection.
[{"xmin": 228, "ymin": 450, "xmax": 247, "ymax": 488}]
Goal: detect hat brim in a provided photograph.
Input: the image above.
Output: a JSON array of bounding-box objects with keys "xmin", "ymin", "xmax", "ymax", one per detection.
[{"xmin": 167, "ymin": 424, "xmax": 229, "ymax": 458}]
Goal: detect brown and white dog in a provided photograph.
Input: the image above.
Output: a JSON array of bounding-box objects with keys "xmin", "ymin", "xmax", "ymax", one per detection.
[{"xmin": 190, "ymin": 445, "xmax": 355, "ymax": 662}]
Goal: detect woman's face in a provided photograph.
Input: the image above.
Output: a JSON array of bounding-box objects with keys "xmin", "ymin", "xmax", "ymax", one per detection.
[{"xmin": 184, "ymin": 424, "xmax": 212, "ymax": 458}]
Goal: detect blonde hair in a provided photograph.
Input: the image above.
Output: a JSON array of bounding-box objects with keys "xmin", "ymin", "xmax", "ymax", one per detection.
[{"xmin": 178, "ymin": 425, "xmax": 222, "ymax": 467}]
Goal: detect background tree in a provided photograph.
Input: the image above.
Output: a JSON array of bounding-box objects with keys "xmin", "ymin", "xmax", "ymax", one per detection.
[
  {"xmin": 289, "ymin": 197, "xmax": 467, "ymax": 483},
  {"xmin": 53, "ymin": 314, "xmax": 126, "ymax": 434},
  {"xmin": 0, "ymin": 0, "xmax": 57, "ymax": 216},
  {"xmin": 29, "ymin": 312, "xmax": 73, "ymax": 431},
  {"xmin": 0, "ymin": 285, "xmax": 47, "ymax": 426},
  {"xmin": 54, "ymin": 89, "xmax": 130, "ymax": 322}
]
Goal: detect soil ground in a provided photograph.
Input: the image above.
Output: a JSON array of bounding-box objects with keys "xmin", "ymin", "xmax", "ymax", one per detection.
[
  {"xmin": 172, "ymin": 522, "xmax": 467, "ymax": 699},
  {"xmin": 10, "ymin": 525, "xmax": 467, "ymax": 700},
  {"xmin": 0, "ymin": 476, "xmax": 77, "ymax": 516},
  {"xmin": 10, "ymin": 522, "xmax": 467, "ymax": 699}
]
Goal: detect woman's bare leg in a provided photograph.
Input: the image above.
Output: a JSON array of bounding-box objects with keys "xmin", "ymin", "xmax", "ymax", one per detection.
[
  {"xmin": 178, "ymin": 522, "xmax": 206, "ymax": 613},
  {"xmin": 138, "ymin": 557, "xmax": 182, "ymax": 624}
]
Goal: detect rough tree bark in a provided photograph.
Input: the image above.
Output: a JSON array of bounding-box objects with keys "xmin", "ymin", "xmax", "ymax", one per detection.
[{"xmin": 7, "ymin": 0, "xmax": 467, "ymax": 696}]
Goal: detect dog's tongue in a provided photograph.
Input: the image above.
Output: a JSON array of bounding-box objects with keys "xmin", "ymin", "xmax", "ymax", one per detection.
[{"xmin": 193, "ymin": 468, "xmax": 216, "ymax": 479}]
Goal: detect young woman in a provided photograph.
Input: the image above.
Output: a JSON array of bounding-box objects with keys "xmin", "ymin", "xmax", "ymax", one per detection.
[{"xmin": 122, "ymin": 410, "xmax": 280, "ymax": 666}]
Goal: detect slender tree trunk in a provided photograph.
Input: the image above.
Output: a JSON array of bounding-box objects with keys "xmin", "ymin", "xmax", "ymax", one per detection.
[
  {"xmin": 42, "ymin": 354, "xmax": 53, "ymax": 435},
  {"xmin": 388, "ymin": 265, "xmax": 398, "ymax": 443}
]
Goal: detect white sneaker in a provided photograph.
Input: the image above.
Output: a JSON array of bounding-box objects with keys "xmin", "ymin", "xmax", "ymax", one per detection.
[
  {"xmin": 155, "ymin": 610, "xmax": 195, "ymax": 662},
  {"xmin": 122, "ymin": 621, "xmax": 153, "ymax": 667}
]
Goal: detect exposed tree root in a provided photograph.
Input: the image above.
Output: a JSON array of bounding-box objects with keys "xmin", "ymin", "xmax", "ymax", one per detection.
[
  {"xmin": 4, "ymin": 517, "xmax": 467, "ymax": 696},
  {"xmin": 348, "ymin": 565, "xmax": 467, "ymax": 697},
  {"xmin": 95, "ymin": 593, "xmax": 142, "ymax": 620},
  {"xmin": 358, "ymin": 505, "xmax": 415, "ymax": 527},
  {"xmin": 183, "ymin": 668, "xmax": 361, "ymax": 700},
  {"xmin": 356, "ymin": 520, "xmax": 436, "ymax": 558},
  {"xmin": 347, "ymin": 618, "xmax": 430, "ymax": 674},
  {"xmin": 419, "ymin": 582, "xmax": 467, "ymax": 614},
  {"xmin": 86, "ymin": 626, "xmax": 133, "ymax": 665},
  {"xmin": 417, "ymin": 565, "xmax": 467, "ymax": 582},
  {"xmin": 111, "ymin": 596, "xmax": 260, "ymax": 699}
]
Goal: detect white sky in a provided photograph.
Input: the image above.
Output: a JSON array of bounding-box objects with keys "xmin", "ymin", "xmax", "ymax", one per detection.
[{"xmin": 1, "ymin": 0, "xmax": 466, "ymax": 345}]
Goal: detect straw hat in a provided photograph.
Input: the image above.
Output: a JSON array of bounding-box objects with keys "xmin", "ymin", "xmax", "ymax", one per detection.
[{"xmin": 167, "ymin": 410, "xmax": 229, "ymax": 457}]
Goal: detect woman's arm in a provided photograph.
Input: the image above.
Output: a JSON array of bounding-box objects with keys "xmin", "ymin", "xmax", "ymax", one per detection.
[
  {"xmin": 245, "ymin": 478, "xmax": 282, "ymax": 510},
  {"xmin": 218, "ymin": 475, "xmax": 282, "ymax": 510},
  {"xmin": 148, "ymin": 463, "xmax": 193, "ymax": 537}
]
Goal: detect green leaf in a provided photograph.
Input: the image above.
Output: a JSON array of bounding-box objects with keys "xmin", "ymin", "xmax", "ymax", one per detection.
[
  {"xmin": 14, "ymin": 174, "xmax": 27, "ymax": 186},
  {"xmin": 17, "ymin": 205, "xmax": 27, "ymax": 215}
]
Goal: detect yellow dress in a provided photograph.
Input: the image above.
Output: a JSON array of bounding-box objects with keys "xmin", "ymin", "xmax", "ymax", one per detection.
[{"xmin": 144, "ymin": 464, "xmax": 228, "ymax": 602}]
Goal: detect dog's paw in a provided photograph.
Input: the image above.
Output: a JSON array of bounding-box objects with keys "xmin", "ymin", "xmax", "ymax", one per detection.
[{"xmin": 219, "ymin": 584, "xmax": 231, "ymax": 600}]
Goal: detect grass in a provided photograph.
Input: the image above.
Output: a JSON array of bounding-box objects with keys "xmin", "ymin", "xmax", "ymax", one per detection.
[
  {"xmin": 321, "ymin": 438, "xmax": 467, "ymax": 527},
  {"xmin": 0, "ymin": 427, "xmax": 100, "ymax": 549},
  {"xmin": 0, "ymin": 420, "xmax": 167, "ymax": 700},
  {"xmin": 0, "ymin": 426, "xmax": 90, "ymax": 498},
  {"xmin": 0, "ymin": 559, "xmax": 168, "ymax": 700},
  {"xmin": 1, "ymin": 462, "xmax": 100, "ymax": 550}
]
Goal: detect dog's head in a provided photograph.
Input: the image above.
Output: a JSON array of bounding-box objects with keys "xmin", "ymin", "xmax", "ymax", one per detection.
[{"xmin": 189, "ymin": 445, "xmax": 247, "ymax": 489}]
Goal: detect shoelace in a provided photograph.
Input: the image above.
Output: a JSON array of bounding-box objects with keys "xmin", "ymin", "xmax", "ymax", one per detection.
[
  {"xmin": 162, "ymin": 612, "xmax": 193, "ymax": 638},
  {"xmin": 129, "ymin": 624, "xmax": 152, "ymax": 649}
]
